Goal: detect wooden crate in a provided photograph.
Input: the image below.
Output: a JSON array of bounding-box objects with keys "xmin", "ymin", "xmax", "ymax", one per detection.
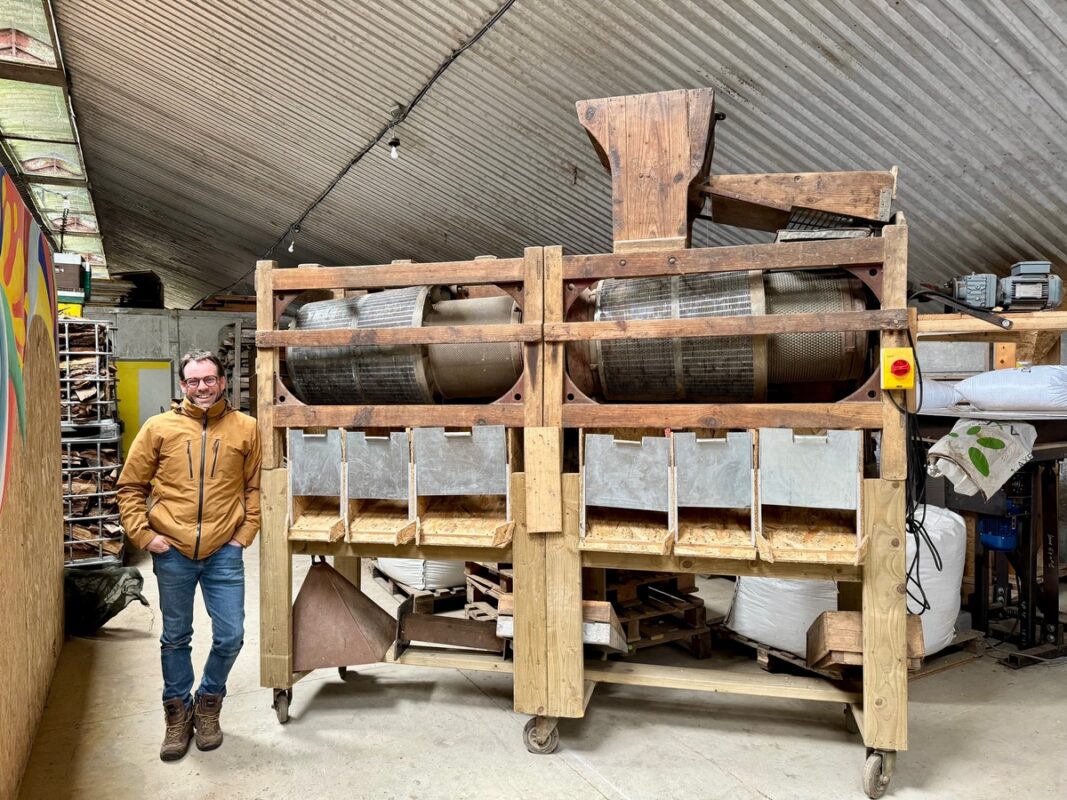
[{"xmin": 807, "ymin": 611, "xmax": 924, "ymax": 677}]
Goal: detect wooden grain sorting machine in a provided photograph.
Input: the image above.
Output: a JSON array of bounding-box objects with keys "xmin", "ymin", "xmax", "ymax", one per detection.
[{"xmin": 256, "ymin": 87, "xmax": 912, "ymax": 798}]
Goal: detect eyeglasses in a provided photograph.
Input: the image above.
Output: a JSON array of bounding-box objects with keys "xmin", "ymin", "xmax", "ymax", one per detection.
[{"xmin": 183, "ymin": 376, "xmax": 219, "ymax": 388}]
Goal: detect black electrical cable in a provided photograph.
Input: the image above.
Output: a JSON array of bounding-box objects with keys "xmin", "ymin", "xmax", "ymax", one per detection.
[
  {"xmin": 885, "ymin": 327, "xmax": 945, "ymax": 615},
  {"xmin": 190, "ymin": 0, "xmax": 519, "ymax": 309}
]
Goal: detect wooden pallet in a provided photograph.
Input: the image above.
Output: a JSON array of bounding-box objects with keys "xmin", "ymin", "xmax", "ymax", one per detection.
[
  {"xmin": 370, "ymin": 564, "xmax": 466, "ymax": 615},
  {"xmin": 607, "ymin": 574, "xmax": 711, "ymax": 658},
  {"xmin": 463, "ymin": 562, "xmax": 514, "ymax": 620}
]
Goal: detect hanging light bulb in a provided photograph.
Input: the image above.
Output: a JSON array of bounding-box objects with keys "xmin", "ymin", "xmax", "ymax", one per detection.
[
  {"xmin": 287, "ymin": 224, "xmax": 300, "ymax": 254},
  {"xmin": 388, "ymin": 136, "xmax": 400, "ymax": 160}
]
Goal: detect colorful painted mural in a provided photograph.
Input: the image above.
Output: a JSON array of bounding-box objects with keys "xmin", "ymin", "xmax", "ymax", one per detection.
[{"xmin": 0, "ymin": 166, "xmax": 58, "ymax": 510}]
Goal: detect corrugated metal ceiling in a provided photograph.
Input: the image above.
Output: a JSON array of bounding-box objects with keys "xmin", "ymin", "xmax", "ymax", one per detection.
[{"xmin": 51, "ymin": 0, "xmax": 1067, "ymax": 307}]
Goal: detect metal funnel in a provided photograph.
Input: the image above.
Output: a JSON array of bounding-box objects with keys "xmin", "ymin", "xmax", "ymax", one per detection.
[{"xmin": 292, "ymin": 559, "xmax": 396, "ymax": 672}]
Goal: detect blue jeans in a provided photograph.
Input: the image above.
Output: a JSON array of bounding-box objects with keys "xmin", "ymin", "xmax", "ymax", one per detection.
[{"xmin": 152, "ymin": 544, "xmax": 245, "ymax": 707}]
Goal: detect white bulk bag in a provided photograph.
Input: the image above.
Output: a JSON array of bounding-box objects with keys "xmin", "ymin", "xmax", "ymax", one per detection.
[
  {"xmin": 726, "ymin": 578, "xmax": 838, "ymax": 658},
  {"xmin": 955, "ymin": 365, "xmax": 1067, "ymax": 411},
  {"xmin": 726, "ymin": 504, "xmax": 966, "ymax": 659},
  {"xmin": 908, "ymin": 505, "xmax": 967, "ymax": 656},
  {"xmin": 375, "ymin": 558, "xmax": 466, "ymax": 591},
  {"xmin": 917, "ymin": 379, "xmax": 962, "ymax": 411}
]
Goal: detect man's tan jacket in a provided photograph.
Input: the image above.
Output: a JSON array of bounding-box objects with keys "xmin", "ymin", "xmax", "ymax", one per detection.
[{"xmin": 117, "ymin": 397, "xmax": 261, "ymax": 559}]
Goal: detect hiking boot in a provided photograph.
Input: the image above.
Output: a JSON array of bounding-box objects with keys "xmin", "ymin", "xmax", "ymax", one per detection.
[
  {"xmin": 160, "ymin": 699, "xmax": 193, "ymax": 761},
  {"xmin": 193, "ymin": 693, "xmax": 224, "ymax": 751}
]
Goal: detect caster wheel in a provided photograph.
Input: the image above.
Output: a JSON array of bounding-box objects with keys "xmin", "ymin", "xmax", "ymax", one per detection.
[
  {"xmin": 863, "ymin": 752, "xmax": 890, "ymax": 799},
  {"xmin": 844, "ymin": 705, "xmax": 860, "ymax": 735},
  {"xmin": 273, "ymin": 689, "xmax": 292, "ymax": 725},
  {"xmin": 522, "ymin": 717, "xmax": 559, "ymax": 755},
  {"xmin": 338, "ymin": 666, "xmax": 348, "ymax": 679}
]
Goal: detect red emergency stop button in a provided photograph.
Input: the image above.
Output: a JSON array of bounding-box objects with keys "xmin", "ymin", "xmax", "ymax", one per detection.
[{"xmin": 890, "ymin": 359, "xmax": 911, "ymax": 377}]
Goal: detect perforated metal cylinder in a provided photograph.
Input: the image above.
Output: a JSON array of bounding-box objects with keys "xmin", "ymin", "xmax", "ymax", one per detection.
[
  {"xmin": 592, "ymin": 272, "xmax": 763, "ymax": 402},
  {"xmin": 763, "ymin": 271, "xmax": 868, "ymax": 383},
  {"xmin": 583, "ymin": 270, "xmax": 867, "ymax": 402},
  {"xmin": 287, "ymin": 286, "xmax": 434, "ymax": 404}
]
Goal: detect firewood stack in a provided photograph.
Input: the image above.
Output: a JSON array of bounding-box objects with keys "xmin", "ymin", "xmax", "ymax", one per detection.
[
  {"xmin": 58, "ymin": 318, "xmax": 117, "ymax": 426},
  {"xmin": 217, "ymin": 321, "xmax": 255, "ymax": 412},
  {"xmin": 58, "ymin": 318, "xmax": 124, "ymax": 565}
]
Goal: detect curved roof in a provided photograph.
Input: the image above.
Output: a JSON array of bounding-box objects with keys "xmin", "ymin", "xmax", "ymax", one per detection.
[{"xmin": 41, "ymin": 0, "xmax": 1067, "ymax": 306}]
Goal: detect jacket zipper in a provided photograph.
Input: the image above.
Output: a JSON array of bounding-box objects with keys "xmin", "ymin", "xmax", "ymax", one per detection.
[
  {"xmin": 186, "ymin": 441, "xmax": 194, "ymax": 479},
  {"xmin": 193, "ymin": 414, "xmax": 209, "ymax": 559},
  {"xmin": 210, "ymin": 439, "xmax": 221, "ymax": 478}
]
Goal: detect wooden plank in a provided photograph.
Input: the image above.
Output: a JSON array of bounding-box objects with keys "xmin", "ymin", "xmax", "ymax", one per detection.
[
  {"xmin": 563, "ymin": 237, "xmax": 885, "ymax": 281},
  {"xmin": 545, "ymin": 309, "xmax": 907, "ymax": 342},
  {"xmin": 880, "ymin": 222, "xmax": 909, "ymax": 481},
  {"xmin": 256, "ymin": 323, "xmax": 541, "ymax": 348},
  {"xmin": 581, "ymin": 549, "xmax": 862, "ymax": 581},
  {"xmin": 511, "ymin": 474, "xmax": 549, "ymax": 715},
  {"xmin": 522, "ymin": 247, "xmax": 545, "ymax": 428},
  {"xmin": 255, "ymin": 260, "xmax": 283, "ymax": 468},
  {"xmin": 0, "ymin": 60, "xmax": 66, "ymax": 86},
  {"xmin": 498, "ymin": 595, "xmax": 615, "ymax": 624},
  {"xmin": 389, "ymin": 645, "xmax": 515, "ymax": 673},
  {"xmin": 274, "ymin": 403, "xmax": 525, "ymax": 428},
  {"xmin": 584, "ymin": 660, "xmax": 860, "ymax": 704},
  {"xmin": 293, "ymin": 540, "xmax": 513, "ymax": 562},
  {"xmin": 994, "ymin": 342, "xmax": 1016, "ymax": 370},
  {"xmin": 525, "ymin": 428, "xmax": 562, "ymax": 533},
  {"xmin": 543, "ymin": 246, "xmax": 565, "ymax": 427},
  {"xmin": 807, "ymin": 611, "xmax": 924, "ymax": 672},
  {"xmin": 545, "ymin": 473, "xmax": 585, "ymax": 718},
  {"xmin": 862, "ymin": 478, "xmax": 908, "ymax": 751},
  {"xmin": 703, "ymin": 171, "xmax": 895, "ymax": 229},
  {"xmin": 271, "ymin": 259, "xmax": 524, "ymax": 291},
  {"xmin": 563, "ymin": 402, "xmax": 884, "ymax": 430},
  {"xmin": 260, "ymin": 468, "xmax": 293, "ymax": 688},
  {"xmin": 917, "ymin": 309, "xmax": 1067, "ymax": 335}
]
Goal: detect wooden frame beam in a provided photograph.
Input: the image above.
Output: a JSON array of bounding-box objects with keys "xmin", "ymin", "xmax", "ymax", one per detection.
[
  {"xmin": 562, "ymin": 402, "xmax": 884, "ymax": 430},
  {"xmin": 274, "ymin": 403, "xmax": 525, "ymax": 428},
  {"xmin": 0, "ymin": 60, "xmax": 65, "ymax": 86},
  {"xmin": 585, "ymin": 661, "xmax": 861, "ymax": 704},
  {"xmin": 257, "ymin": 323, "xmax": 541, "ymax": 348},
  {"xmin": 545, "ymin": 309, "xmax": 905, "ymax": 342},
  {"xmin": 581, "ymin": 550, "xmax": 862, "ymax": 581},
  {"xmin": 702, "ymin": 171, "xmax": 896, "ymax": 230},
  {"xmin": 271, "ymin": 259, "xmax": 524, "ymax": 291},
  {"xmin": 562, "ymin": 237, "xmax": 884, "ymax": 280}
]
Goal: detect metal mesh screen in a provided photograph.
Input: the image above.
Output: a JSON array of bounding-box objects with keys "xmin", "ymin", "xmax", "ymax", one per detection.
[
  {"xmin": 764, "ymin": 271, "xmax": 868, "ymax": 383},
  {"xmin": 595, "ymin": 273, "xmax": 755, "ymax": 401},
  {"xmin": 287, "ymin": 286, "xmax": 433, "ymax": 404}
]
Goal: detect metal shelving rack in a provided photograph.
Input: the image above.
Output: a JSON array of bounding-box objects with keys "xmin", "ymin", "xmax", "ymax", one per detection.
[{"xmin": 58, "ymin": 318, "xmax": 124, "ymax": 566}]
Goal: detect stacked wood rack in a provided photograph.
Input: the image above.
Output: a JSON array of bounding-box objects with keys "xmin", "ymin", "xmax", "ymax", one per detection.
[
  {"xmin": 256, "ymin": 88, "xmax": 911, "ymax": 797},
  {"xmin": 58, "ymin": 317, "xmax": 124, "ymax": 565}
]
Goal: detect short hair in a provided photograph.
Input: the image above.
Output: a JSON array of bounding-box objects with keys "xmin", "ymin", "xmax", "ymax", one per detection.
[{"xmin": 179, "ymin": 350, "xmax": 224, "ymax": 381}]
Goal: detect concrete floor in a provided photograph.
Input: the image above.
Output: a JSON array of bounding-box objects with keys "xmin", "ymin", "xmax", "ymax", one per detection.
[{"xmin": 18, "ymin": 544, "xmax": 1067, "ymax": 800}]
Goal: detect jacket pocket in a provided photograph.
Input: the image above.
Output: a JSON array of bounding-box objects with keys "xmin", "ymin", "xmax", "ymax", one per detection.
[
  {"xmin": 210, "ymin": 438, "xmax": 221, "ymax": 478},
  {"xmin": 186, "ymin": 441, "xmax": 194, "ymax": 480}
]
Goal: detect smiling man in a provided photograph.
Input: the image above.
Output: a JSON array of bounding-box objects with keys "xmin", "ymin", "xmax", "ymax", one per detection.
[{"xmin": 117, "ymin": 350, "xmax": 261, "ymax": 762}]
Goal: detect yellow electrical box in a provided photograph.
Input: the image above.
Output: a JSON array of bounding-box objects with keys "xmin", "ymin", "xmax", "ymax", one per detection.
[{"xmin": 881, "ymin": 347, "xmax": 916, "ymax": 390}]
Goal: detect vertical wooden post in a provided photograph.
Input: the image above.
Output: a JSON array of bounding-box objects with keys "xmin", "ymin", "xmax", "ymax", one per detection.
[
  {"xmin": 513, "ymin": 247, "xmax": 549, "ymax": 715},
  {"xmin": 862, "ymin": 478, "xmax": 908, "ymax": 750},
  {"xmin": 545, "ymin": 473, "xmax": 585, "ymax": 717},
  {"xmin": 260, "ymin": 467, "xmax": 293, "ymax": 688},
  {"xmin": 511, "ymin": 470, "xmax": 547, "ymax": 714},
  {"xmin": 863, "ymin": 214, "xmax": 908, "ymax": 751},
  {"xmin": 256, "ymin": 260, "xmax": 283, "ymax": 469}
]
